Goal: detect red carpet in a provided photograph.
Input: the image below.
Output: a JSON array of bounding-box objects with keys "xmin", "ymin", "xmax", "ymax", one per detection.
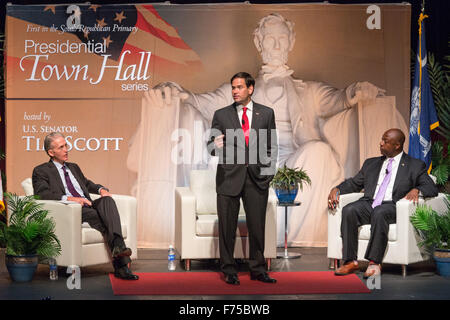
[{"xmin": 109, "ymin": 271, "xmax": 371, "ymax": 295}]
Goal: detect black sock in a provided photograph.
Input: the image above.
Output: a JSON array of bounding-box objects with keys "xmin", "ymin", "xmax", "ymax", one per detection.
[{"xmin": 112, "ymin": 235, "xmax": 125, "ymax": 248}]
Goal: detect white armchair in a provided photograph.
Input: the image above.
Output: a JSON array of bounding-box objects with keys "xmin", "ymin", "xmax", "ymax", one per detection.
[
  {"xmin": 175, "ymin": 170, "xmax": 277, "ymax": 271},
  {"xmin": 327, "ymin": 192, "xmax": 447, "ymax": 277},
  {"xmin": 21, "ymin": 178, "xmax": 137, "ymax": 267}
]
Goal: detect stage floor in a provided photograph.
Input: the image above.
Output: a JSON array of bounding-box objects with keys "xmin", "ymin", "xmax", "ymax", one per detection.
[{"xmin": 0, "ymin": 247, "xmax": 449, "ymax": 300}]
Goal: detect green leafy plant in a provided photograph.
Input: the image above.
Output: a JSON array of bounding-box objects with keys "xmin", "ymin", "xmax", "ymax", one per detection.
[
  {"xmin": 410, "ymin": 195, "xmax": 450, "ymax": 254},
  {"xmin": 0, "ymin": 193, "xmax": 61, "ymax": 258},
  {"xmin": 428, "ymin": 48, "xmax": 450, "ymax": 189},
  {"xmin": 270, "ymin": 165, "xmax": 311, "ymax": 191},
  {"xmin": 427, "ymin": 47, "xmax": 450, "ymax": 141},
  {"xmin": 431, "ymin": 141, "xmax": 449, "ymax": 185}
]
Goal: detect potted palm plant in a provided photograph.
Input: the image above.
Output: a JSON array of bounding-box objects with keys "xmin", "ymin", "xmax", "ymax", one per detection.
[
  {"xmin": 410, "ymin": 195, "xmax": 450, "ymax": 277},
  {"xmin": 270, "ymin": 165, "xmax": 311, "ymax": 204},
  {"xmin": 0, "ymin": 193, "xmax": 61, "ymax": 282}
]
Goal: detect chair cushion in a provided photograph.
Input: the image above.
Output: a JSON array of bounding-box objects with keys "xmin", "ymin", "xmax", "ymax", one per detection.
[
  {"xmin": 82, "ymin": 224, "xmax": 128, "ymax": 245},
  {"xmin": 190, "ymin": 170, "xmax": 245, "ymax": 215},
  {"xmin": 196, "ymin": 214, "xmax": 248, "ymax": 237},
  {"xmin": 359, "ymin": 224, "xmax": 397, "ymax": 241}
]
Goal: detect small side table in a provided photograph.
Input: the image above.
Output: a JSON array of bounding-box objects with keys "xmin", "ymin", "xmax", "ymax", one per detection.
[{"xmin": 277, "ymin": 201, "xmax": 302, "ymax": 259}]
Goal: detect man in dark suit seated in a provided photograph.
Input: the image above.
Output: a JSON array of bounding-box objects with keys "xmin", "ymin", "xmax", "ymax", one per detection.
[
  {"xmin": 32, "ymin": 132, "xmax": 139, "ymax": 280},
  {"xmin": 327, "ymin": 128, "xmax": 438, "ymax": 278}
]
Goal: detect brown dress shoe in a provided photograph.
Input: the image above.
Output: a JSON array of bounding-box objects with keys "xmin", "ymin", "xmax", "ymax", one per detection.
[{"xmin": 334, "ymin": 261, "xmax": 359, "ymax": 276}]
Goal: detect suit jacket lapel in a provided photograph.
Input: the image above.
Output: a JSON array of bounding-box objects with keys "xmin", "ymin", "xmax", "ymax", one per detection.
[
  {"xmin": 251, "ymin": 103, "xmax": 262, "ymax": 130},
  {"xmin": 48, "ymin": 161, "xmax": 65, "ymax": 194},
  {"xmin": 228, "ymin": 103, "xmax": 242, "ymax": 129},
  {"xmin": 66, "ymin": 163, "xmax": 90, "ymax": 198},
  {"xmin": 392, "ymin": 153, "xmax": 408, "ymax": 199},
  {"xmin": 227, "ymin": 103, "xmax": 246, "ymax": 145},
  {"xmin": 367, "ymin": 156, "xmax": 385, "ymax": 198},
  {"xmin": 250, "ymin": 103, "xmax": 262, "ymax": 147}
]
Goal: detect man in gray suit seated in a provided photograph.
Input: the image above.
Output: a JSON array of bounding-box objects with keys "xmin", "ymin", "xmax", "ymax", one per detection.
[{"xmin": 32, "ymin": 132, "xmax": 139, "ymax": 280}]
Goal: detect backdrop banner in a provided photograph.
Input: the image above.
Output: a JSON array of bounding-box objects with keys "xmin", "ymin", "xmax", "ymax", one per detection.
[{"xmin": 6, "ymin": 3, "xmax": 411, "ymax": 248}]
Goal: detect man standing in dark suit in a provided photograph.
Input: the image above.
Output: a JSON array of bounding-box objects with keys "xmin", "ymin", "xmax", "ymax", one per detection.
[
  {"xmin": 208, "ymin": 72, "xmax": 278, "ymax": 285},
  {"xmin": 32, "ymin": 132, "xmax": 138, "ymax": 280},
  {"xmin": 328, "ymin": 128, "xmax": 438, "ymax": 278}
]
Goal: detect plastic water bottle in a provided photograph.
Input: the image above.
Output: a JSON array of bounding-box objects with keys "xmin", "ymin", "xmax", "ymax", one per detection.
[
  {"xmin": 49, "ymin": 258, "xmax": 58, "ymax": 280},
  {"xmin": 168, "ymin": 245, "xmax": 176, "ymax": 271}
]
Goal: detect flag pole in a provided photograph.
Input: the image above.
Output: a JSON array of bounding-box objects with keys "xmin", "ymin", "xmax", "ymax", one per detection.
[
  {"xmin": 409, "ymin": 0, "xmax": 439, "ymax": 175},
  {"xmin": 417, "ymin": 6, "xmax": 428, "ymax": 137}
]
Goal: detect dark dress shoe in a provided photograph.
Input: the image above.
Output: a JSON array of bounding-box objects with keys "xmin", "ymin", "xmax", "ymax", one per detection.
[
  {"xmin": 225, "ymin": 274, "xmax": 240, "ymax": 285},
  {"xmin": 114, "ymin": 266, "xmax": 139, "ymax": 280},
  {"xmin": 250, "ymin": 273, "xmax": 277, "ymax": 283},
  {"xmin": 112, "ymin": 246, "xmax": 132, "ymax": 259}
]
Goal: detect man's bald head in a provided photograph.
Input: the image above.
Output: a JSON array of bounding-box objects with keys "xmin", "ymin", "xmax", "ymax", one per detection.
[
  {"xmin": 380, "ymin": 128, "xmax": 405, "ymax": 158},
  {"xmin": 386, "ymin": 128, "xmax": 405, "ymax": 148}
]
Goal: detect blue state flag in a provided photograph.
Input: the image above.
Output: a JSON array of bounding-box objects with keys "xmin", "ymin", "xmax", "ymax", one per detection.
[{"xmin": 409, "ymin": 13, "xmax": 439, "ymax": 173}]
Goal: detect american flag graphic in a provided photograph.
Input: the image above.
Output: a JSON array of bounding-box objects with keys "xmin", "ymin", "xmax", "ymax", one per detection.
[{"xmin": 6, "ymin": 4, "xmax": 202, "ymax": 91}]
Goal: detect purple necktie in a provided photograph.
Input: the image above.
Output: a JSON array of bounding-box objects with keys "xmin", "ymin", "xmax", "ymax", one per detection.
[
  {"xmin": 372, "ymin": 158, "xmax": 394, "ymax": 208},
  {"xmin": 62, "ymin": 166, "xmax": 83, "ymax": 198}
]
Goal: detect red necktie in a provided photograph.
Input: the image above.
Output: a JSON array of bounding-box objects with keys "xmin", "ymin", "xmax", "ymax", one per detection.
[{"xmin": 242, "ymin": 106, "xmax": 249, "ymax": 146}]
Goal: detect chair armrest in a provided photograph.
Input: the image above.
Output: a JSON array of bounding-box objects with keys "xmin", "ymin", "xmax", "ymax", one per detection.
[
  {"xmin": 339, "ymin": 193, "xmax": 365, "ymax": 208},
  {"xmin": 328, "ymin": 193, "xmax": 364, "ymax": 220},
  {"xmin": 89, "ymin": 193, "xmax": 136, "ymax": 230},
  {"xmin": 110, "ymin": 194, "xmax": 136, "ymax": 225},
  {"xmin": 268, "ymin": 188, "xmax": 277, "ymax": 208},
  {"xmin": 327, "ymin": 193, "xmax": 364, "ymax": 259},
  {"xmin": 37, "ymin": 200, "xmax": 83, "ymax": 266},
  {"xmin": 175, "ymin": 187, "xmax": 196, "ymax": 256},
  {"xmin": 265, "ymin": 189, "xmax": 278, "ymax": 256},
  {"xmin": 90, "ymin": 194, "xmax": 100, "ymax": 200},
  {"xmin": 396, "ymin": 193, "xmax": 448, "ymax": 243},
  {"xmin": 426, "ymin": 193, "xmax": 448, "ymax": 214}
]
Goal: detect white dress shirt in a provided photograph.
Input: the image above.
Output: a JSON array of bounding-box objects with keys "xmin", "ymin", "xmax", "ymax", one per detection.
[
  {"xmin": 373, "ymin": 151, "xmax": 403, "ymax": 201},
  {"xmin": 52, "ymin": 160, "xmax": 86, "ymax": 201},
  {"xmin": 236, "ymin": 100, "xmax": 253, "ymax": 128}
]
